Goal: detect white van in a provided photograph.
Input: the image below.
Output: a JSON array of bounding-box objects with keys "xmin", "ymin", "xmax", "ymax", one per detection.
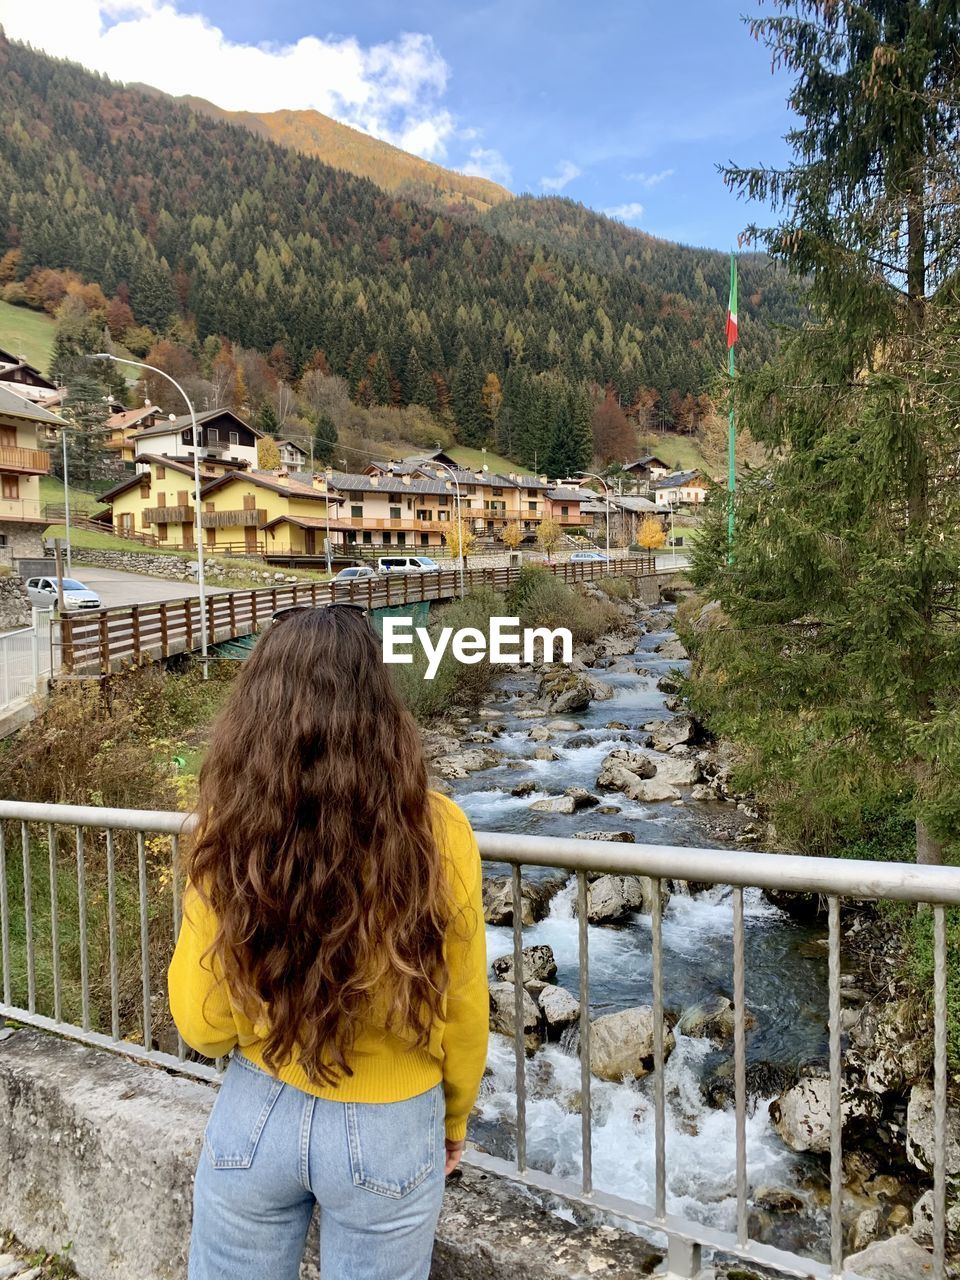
[{"xmin": 376, "ymin": 555, "xmax": 441, "ymax": 574}]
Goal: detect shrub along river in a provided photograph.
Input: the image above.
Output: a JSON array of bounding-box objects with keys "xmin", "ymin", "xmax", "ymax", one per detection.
[{"xmin": 439, "ymin": 603, "xmax": 834, "ymax": 1260}]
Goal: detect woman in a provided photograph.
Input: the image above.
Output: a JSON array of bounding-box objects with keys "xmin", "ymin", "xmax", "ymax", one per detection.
[{"xmin": 168, "ymin": 604, "xmax": 488, "ymax": 1280}]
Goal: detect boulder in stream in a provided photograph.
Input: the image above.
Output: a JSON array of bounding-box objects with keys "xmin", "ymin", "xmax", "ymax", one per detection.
[
  {"xmin": 482, "ymin": 875, "xmax": 564, "ymax": 926},
  {"xmin": 533, "ymin": 746, "xmax": 559, "ymax": 762},
  {"xmin": 906, "ymin": 1083, "xmax": 960, "ymax": 1179},
  {"xmin": 538, "ymin": 671, "xmax": 594, "ymax": 714},
  {"xmin": 574, "ymin": 830, "xmax": 636, "ymax": 843},
  {"xmin": 678, "ymin": 995, "xmax": 756, "ymax": 1042},
  {"xmin": 489, "ymin": 982, "xmax": 542, "ymax": 1055},
  {"xmin": 527, "ymin": 725, "xmax": 553, "ymax": 742},
  {"xmin": 435, "ymin": 747, "xmax": 503, "ymax": 778},
  {"xmin": 585, "ymin": 677, "xmax": 615, "ymax": 702},
  {"xmin": 579, "ymin": 873, "xmax": 664, "ymax": 923},
  {"xmin": 545, "ymin": 718, "xmax": 582, "ymax": 732},
  {"xmin": 537, "ymin": 985, "xmax": 581, "ymax": 1040},
  {"xmin": 492, "ymin": 943, "xmax": 558, "ymax": 986},
  {"xmin": 588, "ymin": 1006, "xmax": 675, "ymax": 1081},
  {"xmin": 643, "ymin": 717, "xmax": 695, "ymax": 750},
  {"xmin": 654, "ymin": 638, "xmax": 688, "ymax": 661},
  {"xmin": 844, "ymin": 1236, "xmax": 935, "ymax": 1279}
]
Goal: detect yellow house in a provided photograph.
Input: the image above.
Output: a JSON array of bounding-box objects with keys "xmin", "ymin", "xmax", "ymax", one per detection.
[
  {"xmin": 0, "ymin": 383, "xmax": 57, "ymax": 562},
  {"xmin": 105, "ymin": 403, "xmax": 162, "ymax": 464},
  {"xmin": 198, "ymin": 472, "xmax": 346, "ymax": 556},
  {"xmin": 100, "ymin": 454, "xmax": 211, "ymax": 548}
]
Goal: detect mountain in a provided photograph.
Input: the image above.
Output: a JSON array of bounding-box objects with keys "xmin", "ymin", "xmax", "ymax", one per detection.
[
  {"xmin": 173, "ymin": 94, "xmax": 512, "ymax": 213},
  {"xmin": 0, "ymin": 35, "xmax": 799, "ymax": 461}
]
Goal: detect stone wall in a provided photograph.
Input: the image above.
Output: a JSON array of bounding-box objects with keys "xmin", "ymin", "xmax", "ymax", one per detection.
[
  {"xmin": 0, "ymin": 574, "xmax": 30, "ymax": 630},
  {"xmin": 0, "ymin": 521, "xmax": 44, "ymax": 569},
  {"xmin": 0, "ymin": 1030, "xmax": 663, "ymax": 1280}
]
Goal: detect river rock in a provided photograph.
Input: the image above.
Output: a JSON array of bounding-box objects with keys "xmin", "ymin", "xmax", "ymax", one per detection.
[
  {"xmin": 492, "ymin": 944, "xmax": 558, "ymax": 986},
  {"xmin": 533, "ymin": 746, "xmax": 559, "ymax": 762},
  {"xmin": 643, "ymin": 717, "xmax": 695, "ymax": 750},
  {"xmin": 574, "ymin": 830, "xmax": 636, "ymax": 843},
  {"xmin": 588, "ymin": 1006, "xmax": 675, "ymax": 1081},
  {"xmin": 911, "ymin": 1189, "xmax": 960, "ymax": 1250},
  {"xmin": 605, "ymin": 721, "xmax": 629, "ymax": 730},
  {"xmin": 655, "ymin": 638, "xmax": 688, "ymax": 661},
  {"xmin": 645, "ymin": 752, "xmax": 701, "ymax": 786},
  {"xmin": 422, "ymin": 730, "xmax": 460, "ymax": 760},
  {"xmin": 753, "ymin": 1186, "xmax": 804, "ymax": 1214},
  {"xmin": 511, "ymin": 780, "xmax": 537, "ymax": 797},
  {"xmin": 850, "ymin": 1207, "xmax": 883, "ymax": 1252},
  {"xmin": 769, "ymin": 1070, "xmax": 881, "ymax": 1153},
  {"xmin": 597, "ymin": 748, "xmax": 656, "ymax": 786},
  {"xmin": 906, "ymin": 1083, "xmax": 960, "ymax": 1179},
  {"xmin": 537, "ymin": 985, "xmax": 581, "ymax": 1039},
  {"xmin": 538, "ymin": 672, "xmax": 594, "ymax": 714},
  {"xmin": 482, "ymin": 876, "xmax": 563, "ymax": 926},
  {"xmin": 690, "ymin": 784, "xmax": 717, "ymax": 802},
  {"xmin": 678, "ymin": 995, "xmax": 756, "ymax": 1042},
  {"xmin": 435, "ymin": 747, "xmax": 503, "ymax": 778},
  {"xmin": 528, "ymin": 725, "xmax": 553, "ymax": 742},
  {"xmin": 847, "ymin": 1000, "xmax": 928, "ymax": 1095},
  {"xmin": 581, "ymin": 874, "xmax": 664, "ymax": 923},
  {"xmin": 489, "ymin": 982, "xmax": 542, "ymax": 1055},
  {"xmin": 597, "ymin": 634, "xmax": 636, "ymax": 658},
  {"xmin": 529, "ymin": 794, "xmax": 578, "ymax": 814},
  {"xmin": 545, "ymin": 719, "xmax": 582, "ymax": 732},
  {"xmin": 585, "ymin": 677, "xmax": 615, "ymax": 701},
  {"xmin": 515, "ymin": 706, "xmax": 548, "ymax": 719},
  {"xmin": 844, "ymin": 1236, "xmax": 935, "ymax": 1279},
  {"xmin": 656, "ymin": 672, "xmax": 683, "ymax": 695}
]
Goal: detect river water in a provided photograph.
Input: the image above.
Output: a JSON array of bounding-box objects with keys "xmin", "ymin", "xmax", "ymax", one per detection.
[{"xmin": 450, "ymin": 610, "xmax": 831, "ymax": 1254}]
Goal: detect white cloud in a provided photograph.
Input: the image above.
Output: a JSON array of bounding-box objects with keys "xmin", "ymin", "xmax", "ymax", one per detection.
[
  {"xmin": 604, "ymin": 202, "xmax": 645, "ymax": 223},
  {"xmin": 624, "ymin": 169, "xmax": 675, "ymax": 188},
  {"xmin": 0, "ymin": 0, "xmax": 458, "ymax": 160},
  {"xmin": 540, "ymin": 160, "xmax": 581, "ymax": 192},
  {"xmin": 461, "ymin": 147, "xmax": 512, "ymax": 186}
]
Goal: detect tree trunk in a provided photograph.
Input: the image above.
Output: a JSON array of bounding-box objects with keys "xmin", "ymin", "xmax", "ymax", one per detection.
[{"xmin": 915, "ymin": 814, "xmax": 944, "ymax": 867}]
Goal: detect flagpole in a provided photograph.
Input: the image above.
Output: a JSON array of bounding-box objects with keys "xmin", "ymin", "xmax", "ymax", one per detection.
[{"xmin": 727, "ymin": 252, "xmax": 737, "ymax": 561}]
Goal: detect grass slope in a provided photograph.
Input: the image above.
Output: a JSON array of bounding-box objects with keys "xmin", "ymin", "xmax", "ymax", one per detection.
[
  {"xmin": 448, "ymin": 446, "xmax": 525, "ymax": 475},
  {"xmin": 0, "ymin": 301, "xmax": 55, "ymax": 374},
  {"xmin": 638, "ymin": 432, "xmax": 710, "ymax": 477}
]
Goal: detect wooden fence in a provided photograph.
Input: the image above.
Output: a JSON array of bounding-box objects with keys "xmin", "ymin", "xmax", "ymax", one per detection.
[{"xmin": 57, "ymin": 555, "xmax": 658, "ymax": 675}]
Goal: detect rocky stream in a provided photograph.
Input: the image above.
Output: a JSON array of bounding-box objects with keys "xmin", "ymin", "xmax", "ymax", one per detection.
[{"xmin": 424, "ymin": 584, "xmax": 956, "ymax": 1279}]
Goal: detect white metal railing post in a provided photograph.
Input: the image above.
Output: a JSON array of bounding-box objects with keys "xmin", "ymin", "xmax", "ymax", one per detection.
[{"xmin": 0, "ymin": 800, "xmax": 955, "ymax": 1280}]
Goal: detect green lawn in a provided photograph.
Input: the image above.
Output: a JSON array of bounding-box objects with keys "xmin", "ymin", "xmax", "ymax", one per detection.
[
  {"xmin": 638, "ymin": 432, "xmax": 709, "ymax": 476},
  {"xmin": 0, "ymin": 301, "xmax": 56, "ymax": 374},
  {"xmin": 448, "ymin": 445, "xmax": 522, "ymax": 475},
  {"xmin": 39, "ymin": 475, "xmax": 101, "ymax": 516}
]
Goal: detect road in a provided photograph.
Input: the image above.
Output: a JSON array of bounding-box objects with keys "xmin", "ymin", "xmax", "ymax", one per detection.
[{"xmin": 71, "ymin": 567, "xmax": 232, "ymax": 610}]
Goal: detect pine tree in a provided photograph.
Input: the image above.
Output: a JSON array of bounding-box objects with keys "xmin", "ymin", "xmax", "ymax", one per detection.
[
  {"xmin": 313, "ymin": 412, "xmax": 338, "ymax": 464},
  {"xmin": 694, "ymin": 0, "xmax": 960, "ymax": 866},
  {"xmin": 451, "ymin": 346, "xmax": 485, "ymax": 446},
  {"xmin": 371, "ymin": 353, "xmax": 392, "ymax": 406},
  {"xmin": 63, "ymin": 375, "xmax": 114, "ymax": 490}
]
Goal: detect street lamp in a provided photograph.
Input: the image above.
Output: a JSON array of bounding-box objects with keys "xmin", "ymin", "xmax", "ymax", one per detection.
[
  {"xmin": 87, "ymin": 354, "xmax": 208, "ymax": 677},
  {"xmin": 577, "ymin": 472, "xmax": 611, "ymax": 562},
  {"xmin": 425, "ymin": 460, "xmax": 465, "ymax": 598}
]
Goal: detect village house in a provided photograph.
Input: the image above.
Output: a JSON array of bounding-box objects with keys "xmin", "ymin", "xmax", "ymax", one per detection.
[
  {"xmin": 652, "ymin": 469, "xmax": 709, "ymax": 508},
  {"xmin": 622, "ymin": 453, "xmax": 672, "ymax": 492},
  {"xmin": 105, "ymin": 402, "xmax": 162, "ymax": 464},
  {"xmin": 276, "ymin": 439, "xmax": 309, "ymax": 471},
  {"xmin": 99, "ymin": 455, "xmax": 219, "ymax": 549},
  {"xmin": 325, "ymin": 470, "xmax": 457, "ymax": 549},
  {"xmin": 545, "ymin": 485, "xmax": 595, "ymax": 530},
  {"xmin": 200, "ymin": 471, "xmax": 346, "ymax": 556},
  {"xmin": 0, "ymin": 384, "xmax": 62, "ymax": 563},
  {"xmin": 130, "ymin": 407, "xmax": 261, "ymax": 473}
]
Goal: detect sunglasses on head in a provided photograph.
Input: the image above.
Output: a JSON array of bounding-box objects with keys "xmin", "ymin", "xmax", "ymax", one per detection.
[{"xmin": 270, "ymin": 602, "xmax": 370, "ymax": 625}]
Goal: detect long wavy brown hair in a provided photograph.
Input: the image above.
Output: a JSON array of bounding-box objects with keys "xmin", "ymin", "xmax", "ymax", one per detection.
[{"xmin": 185, "ymin": 605, "xmax": 450, "ymax": 1084}]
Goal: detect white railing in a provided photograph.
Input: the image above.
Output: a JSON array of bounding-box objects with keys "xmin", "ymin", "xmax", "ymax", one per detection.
[
  {"xmin": 0, "ymin": 607, "xmax": 53, "ymax": 712},
  {"xmin": 0, "ymin": 801, "xmax": 955, "ymax": 1280}
]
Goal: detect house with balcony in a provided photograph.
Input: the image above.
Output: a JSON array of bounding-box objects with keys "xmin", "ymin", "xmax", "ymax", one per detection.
[
  {"xmin": 198, "ymin": 472, "xmax": 346, "ymax": 556},
  {"xmin": 652, "ymin": 470, "xmax": 709, "ymax": 508},
  {"xmin": 0, "ymin": 384, "xmax": 60, "ymax": 563},
  {"xmin": 325, "ymin": 470, "xmax": 456, "ymax": 549},
  {"xmin": 131, "ymin": 408, "xmax": 260, "ymax": 472},
  {"xmin": 0, "ymin": 347, "xmax": 60, "ymax": 409},
  {"xmin": 105, "ymin": 403, "xmax": 162, "ymax": 464},
  {"xmin": 99, "ymin": 454, "xmax": 217, "ymax": 549},
  {"xmin": 276, "ymin": 439, "xmax": 309, "ymax": 471},
  {"xmin": 546, "ymin": 485, "xmax": 595, "ymax": 530}
]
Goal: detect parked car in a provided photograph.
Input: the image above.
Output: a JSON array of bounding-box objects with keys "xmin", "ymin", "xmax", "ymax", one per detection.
[
  {"xmin": 331, "ymin": 565, "xmax": 378, "ymax": 599},
  {"xmin": 376, "ymin": 555, "xmax": 441, "ymax": 574},
  {"xmin": 25, "ymin": 576, "xmax": 101, "ymax": 611},
  {"xmin": 569, "ymin": 550, "xmax": 609, "ymax": 563}
]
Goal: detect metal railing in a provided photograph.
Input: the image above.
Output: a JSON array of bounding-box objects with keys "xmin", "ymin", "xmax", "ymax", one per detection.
[
  {"xmin": 0, "ymin": 608, "xmax": 53, "ymax": 713},
  {"xmin": 0, "ymin": 800, "xmax": 954, "ymax": 1279}
]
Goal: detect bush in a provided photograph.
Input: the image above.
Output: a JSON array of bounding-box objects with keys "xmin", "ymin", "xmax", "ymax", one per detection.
[
  {"xmin": 597, "ymin": 575, "xmax": 633, "ymax": 601},
  {"xmin": 390, "ymin": 588, "xmax": 506, "ymax": 720},
  {"xmin": 507, "ymin": 566, "xmax": 623, "ymax": 645}
]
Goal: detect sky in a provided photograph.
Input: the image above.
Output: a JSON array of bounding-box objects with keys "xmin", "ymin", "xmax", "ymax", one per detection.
[{"xmin": 1, "ymin": 0, "xmax": 798, "ymax": 250}]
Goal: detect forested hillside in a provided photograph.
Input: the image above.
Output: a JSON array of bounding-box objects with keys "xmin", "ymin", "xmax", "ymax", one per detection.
[
  {"xmin": 176, "ymin": 93, "xmax": 513, "ymax": 213},
  {"xmin": 0, "ymin": 36, "xmax": 798, "ymax": 468}
]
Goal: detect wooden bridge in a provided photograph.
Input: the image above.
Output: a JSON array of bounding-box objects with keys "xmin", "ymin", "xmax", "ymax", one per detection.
[{"xmin": 57, "ymin": 555, "xmax": 663, "ymax": 675}]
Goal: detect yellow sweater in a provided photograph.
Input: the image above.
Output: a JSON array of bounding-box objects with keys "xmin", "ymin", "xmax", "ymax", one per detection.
[{"xmin": 168, "ymin": 792, "xmax": 488, "ymax": 1140}]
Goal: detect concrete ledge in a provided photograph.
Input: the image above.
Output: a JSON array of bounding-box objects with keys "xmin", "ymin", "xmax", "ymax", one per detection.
[{"xmin": 0, "ymin": 1030, "xmax": 662, "ymax": 1279}]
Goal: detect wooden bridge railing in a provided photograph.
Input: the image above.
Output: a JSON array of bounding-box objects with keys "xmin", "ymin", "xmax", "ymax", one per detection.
[{"xmin": 58, "ymin": 555, "xmax": 658, "ymax": 674}]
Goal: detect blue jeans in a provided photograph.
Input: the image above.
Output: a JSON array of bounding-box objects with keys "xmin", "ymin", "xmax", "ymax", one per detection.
[{"xmin": 189, "ymin": 1053, "xmax": 446, "ymax": 1280}]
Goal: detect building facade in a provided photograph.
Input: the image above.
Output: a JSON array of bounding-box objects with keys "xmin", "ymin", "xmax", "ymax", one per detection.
[{"xmin": 0, "ymin": 384, "xmax": 59, "ymax": 564}]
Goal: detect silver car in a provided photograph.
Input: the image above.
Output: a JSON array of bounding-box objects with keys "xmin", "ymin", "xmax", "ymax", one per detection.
[{"xmin": 25, "ymin": 576, "xmax": 102, "ymax": 611}]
